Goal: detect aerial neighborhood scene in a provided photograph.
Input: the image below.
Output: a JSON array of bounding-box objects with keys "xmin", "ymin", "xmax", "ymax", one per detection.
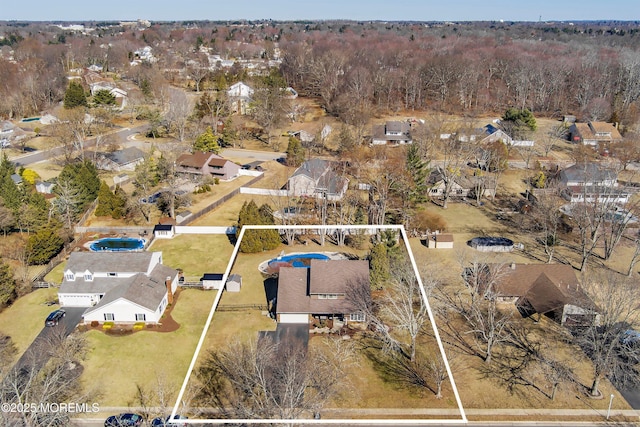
[{"xmin": 1, "ymin": 0, "xmax": 640, "ymax": 425}]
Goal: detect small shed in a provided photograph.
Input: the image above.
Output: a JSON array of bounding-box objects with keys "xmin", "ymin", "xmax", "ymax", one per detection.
[
  {"xmin": 425, "ymin": 233, "xmax": 454, "ymax": 249},
  {"xmin": 202, "ymin": 273, "xmax": 224, "ymax": 290},
  {"xmin": 153, "ymin": 224, "xmax": 175, "ymax": 239},
  {"xmin": 226, "ymin": 274, "xmax": 242, "ymax": 292},
  {"xmin": 176, "ymin": 210, "xmax": 193, "ymax": 224}
]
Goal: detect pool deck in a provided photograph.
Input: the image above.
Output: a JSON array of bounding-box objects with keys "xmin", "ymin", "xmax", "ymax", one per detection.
[{"xmin": 257, "ymin": 251, "xmax": 347, "ymax": 274}]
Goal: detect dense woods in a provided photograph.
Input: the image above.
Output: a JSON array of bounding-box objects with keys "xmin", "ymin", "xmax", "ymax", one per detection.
[{"xmin": 0, "ymin": 20, "xmax": 639, "ymax": 128}]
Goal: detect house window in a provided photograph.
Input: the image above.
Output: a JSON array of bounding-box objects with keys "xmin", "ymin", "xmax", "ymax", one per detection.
[
  {"xmin": 108, "ymin": 272, "xmax": 117, "ymax": 277},
  {"xmin": 135, "ymin": 313, "xmax": 146, "ymax": 321},
  {"xmin": 431, "ymin": 189, "xmax": 438, "ymax": 194},
  {"xmin": 318, "ymin": 294, "xmax": 338, "ymax": 299},
  {"xmin": 104, "ymin": 313, "xmax": 115, "ymax": 321},
  {"xmin": 84, "ymin": 273, "xmax": 93, "ymax": 281},
  {"xmin": 349, "ymin": 312, "xmax": 366, "ymax": 322},
  {"xmin": 457, "ymin": 189, "xmax": 464, "ymax": 195},
  {"xmin": 65, "ymin": 273, "xmax": 75, "ymax": 281}
]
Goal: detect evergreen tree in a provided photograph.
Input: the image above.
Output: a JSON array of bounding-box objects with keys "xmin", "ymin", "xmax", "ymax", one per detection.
[
  {"xmin": 406, "ymin": 144, "xmax": 429, "ymax": 204},
  {"xmin": 0, "ymin": 258, "xmax": 16, "ymax": 306},
  {"xmin": 285, "ymin": 136, "xmax": 305, "ymax": 167},
  {"xmin": 95, "ymin": 181, "xmax": 115, "ymax": 217},
  {"xmin": 63, "ymin": 80, "xmax": 88, "ymax": 109},
  {"xmin": 56, "ymin": 160, "xmax": 100, "ymax": 212},
  {"xmin": 26, "ymin": 222, "xmax": 64, "ymax": 265},
  {"xmin": 92, "ymin": 89, "xmax": 116, "ymax": 106},
  {"xmin": 369, "ymin": 243, "xmax": 390, "ymax": 290},
  {"xmin": 237, "ymin": 201, "xmax": 281, "ymax": 253},
  {"xmin": 501, "ymin": 108, "xmax": 537, "ymax": 139},
  {"xmin": 193, "ymin": 127, "xmax": 221, "ymax": 153}
]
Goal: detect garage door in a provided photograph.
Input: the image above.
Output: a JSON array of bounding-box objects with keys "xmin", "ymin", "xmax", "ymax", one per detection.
[{"xmin": 279, "ymin": 313, "xmax": 309, "ymax": 324}]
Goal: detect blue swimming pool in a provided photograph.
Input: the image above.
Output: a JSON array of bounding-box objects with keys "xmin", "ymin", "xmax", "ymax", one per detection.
[
  {"xmin": 89, "ymin": 237, "xmax": 145, "ymax": 252},
  {"xmin": 266, "ymin": 253, "xmax": 330, "ymax": 273}
]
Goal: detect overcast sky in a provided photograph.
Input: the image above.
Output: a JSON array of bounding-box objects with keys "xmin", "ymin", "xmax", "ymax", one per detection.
[{"xmin": 4, "ymin": 0, "xmax": 639, "ymax": 22}]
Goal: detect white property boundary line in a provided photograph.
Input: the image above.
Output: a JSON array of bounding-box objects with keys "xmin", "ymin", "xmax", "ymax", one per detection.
[{"xmin": 171, "ymin": 224, "xmax": 468, "ymax": 425}]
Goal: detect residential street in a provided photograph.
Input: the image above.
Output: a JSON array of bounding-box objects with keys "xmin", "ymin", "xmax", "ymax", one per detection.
[{"xmin": 9, "ymin": 124, "xmax": 150, "ymax": 167}]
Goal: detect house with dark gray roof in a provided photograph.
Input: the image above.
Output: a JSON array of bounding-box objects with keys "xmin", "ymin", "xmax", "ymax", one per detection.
[
  {"xmin": 372, "ymin": 121, "xmax": 412, "ymax": 145},
  {"xmin": 559, "ymin": 163, "xmax": 629, "ymax": 204},
  {"xmin": 276, "ymin": 259, "xmax": 369, "ymax": 325},
  {"xmin": 96, "ymin": 147, "xmax": 145, "ymax": 172},
  {"xmin": 58, "ymin": 251, "xmax": 178, "ymax": 324},
  {"xmin": 287, "ymin": 158, "xmax": 348, "ymax": 201}
]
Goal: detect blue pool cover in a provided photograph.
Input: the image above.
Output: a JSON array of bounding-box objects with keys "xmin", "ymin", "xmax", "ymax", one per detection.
[{"xmin": 89, "ymin": 237, "xmax": 145, "ymax": 252}]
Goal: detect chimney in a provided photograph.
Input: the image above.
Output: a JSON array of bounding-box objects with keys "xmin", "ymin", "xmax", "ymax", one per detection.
[{"xmin": 166, "ymin": 276, "xmax": 173, "ymax": 305}]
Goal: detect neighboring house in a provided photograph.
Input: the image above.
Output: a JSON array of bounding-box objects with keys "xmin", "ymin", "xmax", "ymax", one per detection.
[
  {"xmin": 559, "ymin": 163, "xmax": 617, "ymax": 187},
  {"xmin": 276, "ymin": 259, "xmax": 369, "ymax": 325},
  {"xmin": 428, "ymin": 169, "xmax": 495, "ymax": 200},
  {"xmin": 289, "ymin": 130, "xmax": 315, "ymax": 144},
  {"xmin": 226, "ymin": 274, "xmax": 242, "ymax": 292},
  {"xmin": 176, "ymin": 151, "xmax": 241, "ymax": 181},
  {"xmin": 35, "ymin": 181, "xmax": 55, "ymax": 194},
  {"xmin": 227, "ymin": 81, "xmax": 254, "ymax": 115},
  {"xmin": 485, "ymin": 263, "xmax": 597, "ymax": 326},
  {"xmin": 569, "ymin": 121, "xmax": 623, "ymax": 146},
  {"xmin": 58, "ymin": 252, "xmax": 179, "ymax": 325},
  {"xmin": 559, "ymin": 163, "xmax": 629, "ymax": 204},
  {"xmin": 372, "ymin": 121, "xmax": 413, "ymax": 145},
  {"xmin": 287, "ymin": 158, "xmax": 348, "ymax": 201},
  {"xmin": 96, "ymin": 147, "xmax": 145, "ymax": 172}
]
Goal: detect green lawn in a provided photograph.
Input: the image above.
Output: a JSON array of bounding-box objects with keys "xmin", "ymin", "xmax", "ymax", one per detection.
[
  {"xmin": 148, "ymin": 234, "xmax": 235, "ymax": 279},
  {"xmin": 0, "ymin": 288, "xmax": 59, "ymax": 361},
  {"xmin": 80, "ymin": 288, "xmax": 215, "ymax": 407}
]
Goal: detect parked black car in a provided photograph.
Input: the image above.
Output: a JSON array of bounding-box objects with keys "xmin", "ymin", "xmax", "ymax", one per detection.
[
  {"xmin": 104, "ymin": 413, "xmax": 143, "ymax": 426},
  {"xmin": 150, "ymin": 414, "xmax": 188, "ymax": 426},
  {"xmin": 45, "ymin": 309, "xmax": 65, "ymax": 327}
]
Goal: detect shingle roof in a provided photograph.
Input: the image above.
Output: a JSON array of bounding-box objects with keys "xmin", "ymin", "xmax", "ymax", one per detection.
[
  {"xmin": 496, "ymin": 264, "xmax": 580, "ymax": 298},
  {"xmin": 104, "ymin": 147, "xmax": 145, "ymax": 165},
  {"xmin": 64, "ymin": 252, "xmax": 155, "ymax": 275},
  {"xmin": 309, "ymin": 259, "xmax": 369, "ymax": 294},
  {"xmin": 276, "ymin": 260, "xmax": 370, "ymax": 315},
  {"xmin": 561, "ymin": 163, "xmax": 617, "ymax": 184},
  {"xmin": 177, "ymin": 151, "xmax": 217, "ymax": 169}
]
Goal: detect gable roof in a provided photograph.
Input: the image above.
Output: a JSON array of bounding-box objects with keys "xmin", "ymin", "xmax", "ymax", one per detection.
[
  {"xmin": 290, "ymin": 158, "xmax": 347, "ymax": 196},
  {"xmin": 495, "ymin": 263, "xmax": 580, "ymax": 298},
  {"xmin": 176, "ymin": 151, "xmax": 217, "ymax": 169},
  {"xmin": 309, "ymin": 259, "xmax": 369, "ymax": 294},
  {"xmin": 64, "ymin": 252, "xmax": 155, "ymax": 275},
  {"xmin": 277, "ymin": 260, "xmax": 370, "ymax": 315},
  {"xmin": 560, "ymin": 163, "xmax": 617, "ymax": 184},
  {"xmin": 103, "ymin": 147, "xmax": 145, "ymax": 166}
]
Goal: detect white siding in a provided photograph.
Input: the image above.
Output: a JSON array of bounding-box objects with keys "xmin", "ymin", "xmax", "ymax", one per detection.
[{"xmin": 83, "ymin": 298, "xmax": 160, "ymax": 324}]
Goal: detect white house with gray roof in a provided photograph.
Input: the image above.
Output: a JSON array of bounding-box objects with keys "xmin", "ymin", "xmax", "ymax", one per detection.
[
  {"xmin": 287, "ymin": 158, "xmax": 348, "ymax": 201},
  {"xmin": 58, "ymin": 251, "xmax": 178, "ymax": 324}
]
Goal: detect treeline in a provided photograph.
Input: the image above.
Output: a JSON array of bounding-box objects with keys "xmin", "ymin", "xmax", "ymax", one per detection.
[{"xmin": 279, "ymin": 29, "xmax": 640, "ymax": 129}]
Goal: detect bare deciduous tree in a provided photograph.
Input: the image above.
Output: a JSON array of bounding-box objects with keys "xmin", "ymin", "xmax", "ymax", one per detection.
[{"xmin": 196, "ymin": 336, "xmax": 353, "ymax": 421}]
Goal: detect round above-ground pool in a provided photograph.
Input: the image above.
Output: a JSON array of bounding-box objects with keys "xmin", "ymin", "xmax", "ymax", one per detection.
[
  {"xmin": 89, "ymin": 237, "xmax": 146, "ymax": 252},
  {"xmin": 468, "ymin": 236, "xmax": 514, "ymax": 252},
  {"xmin": 261, "ymin": 252, "xmax": 331, "ymax": 274}
]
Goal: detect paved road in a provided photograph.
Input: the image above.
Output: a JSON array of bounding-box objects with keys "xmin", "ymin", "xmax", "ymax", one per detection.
[
  {"xmin": 221, "ymin": 148, "xmax": 286, "ymax": 162},
  {"xmin": 10, "ymin": 124, "xmax": 149, "ymax": 167}
]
